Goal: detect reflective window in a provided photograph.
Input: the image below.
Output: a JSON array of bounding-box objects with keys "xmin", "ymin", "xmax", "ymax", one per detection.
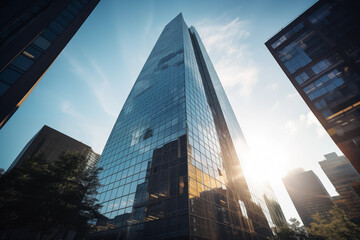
[
  {"xmin": 271, "ymin": 22, "xmax": 304, "ymax": 49},
  {"xmin": 49, "ymin": 20, "xmax": 64, "ymax": 34},
  {"xmin": 304, "ymin": 64, "xmax": 360, "ymax": 117},
  {"xmin": 311, "ymin": 54, "xmax": 339, "ymax": 74},
  {"xmin": 0, "ymin": 82, "xmax": 10, "ymax": 96},
  {"xmin": 24, "ymin": 45, "xmax": 43, "ymax": 61},
  {"xmin": 67, "ymin": 4, "xmax": 80, "ymax": 16},
  {"xmin": 60, "ymin": 9, "xmax": 75, "ymax": 22},
  {"xmin": 277, "ymin": 31, "xmax": 330, "ymax": 74},
  {"xmin": 295, "ymin": 72, "xmax": 310, "ymax": 85},
  {"xmin": 308, "ymin": 4, "xmax": 331, "ymax": 24},
  {"xmin": 55, "ymin": 15, "xmax": 69, "ymax": 27},
  {"xmin": 11, "ymin": 54, "xmax": 33, "ymax": 71},
  {"xmin": 0, "ymin": 68, "xmax": 22, "ymax": 85},
  {"xmin": 41, "ymin": 29, "xmax": 58, "ymax": 42},
  {"xmin": 32, "ymin": 36, "xmax": 51, "ymax": 50}
]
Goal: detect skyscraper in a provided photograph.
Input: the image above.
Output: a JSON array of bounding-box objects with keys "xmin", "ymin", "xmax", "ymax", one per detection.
[
  {"xmin": 265, "ymin": 0, "xmax": 360, "ymax": 173},
  {"xmin": 319, "ymin": 152, "xmax": 360, "ymax": 224},
  {"xmin": 8, "ymin": 125, "xmax": 100, "ymax": 171},
  {"xmin": 93, "ymin": 14, "xmax": 277, "ymax": 239},
  {"xmin": 0, "ymin": 0, "xmax": 100, "ymax": 128},
  {"xmin": 282, "ymin": 169, "xmax": 333, "ymax": 227}
]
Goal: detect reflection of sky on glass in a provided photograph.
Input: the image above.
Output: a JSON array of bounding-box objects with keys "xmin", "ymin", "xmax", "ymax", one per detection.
[{"xmin": 0, "ymin": 0, "xmax": 341, "ymax": 224}]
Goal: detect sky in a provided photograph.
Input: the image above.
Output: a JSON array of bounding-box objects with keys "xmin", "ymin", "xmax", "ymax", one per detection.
[{"xmin": 0, "ymin": 0, "xmax": 344, "ymax": 224}]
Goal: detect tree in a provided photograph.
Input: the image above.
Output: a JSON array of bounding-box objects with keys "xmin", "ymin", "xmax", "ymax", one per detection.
[
  {"xmin": 273, "ymin": 218, "xmax": 308, "ymax": 240},
  {"xmin": 0, "ymin": 152, "xmax": 103, "ymax": 239},
  {"xmin": 307, "ymin": 205, "xmax": 360, "ymax": 240}
]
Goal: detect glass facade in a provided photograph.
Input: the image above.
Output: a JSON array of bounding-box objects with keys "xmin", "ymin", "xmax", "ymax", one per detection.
[
  {"xmin": 266, "ymin": 0, "xmax": 360, "ymax": 173},
  {"xmin": 319, "ymin": 153, "xmax": 360, "ymax": 224},
  {"xmin": 282, "ymin": 169, "xmax": 333, "ymax": 228},
  {"xmin": 0, "ymin": 0, "xmax": 100, "ymax": 128},
  {"xmin": 0, "ymin": 0, "xmax": 91, "ymax": 97},
  {"xmin": 94, "ymin": 14, "xmax": 279, "ymax": 239}
]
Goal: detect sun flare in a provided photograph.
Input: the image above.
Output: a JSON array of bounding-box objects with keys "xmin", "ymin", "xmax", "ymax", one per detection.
[{"xmin": 237, "ymin": 134, "xmax": 289, "ymax": 185}]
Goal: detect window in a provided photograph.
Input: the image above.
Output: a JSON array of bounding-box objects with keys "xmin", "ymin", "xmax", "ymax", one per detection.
[
  {"xmin": 61, "ymin": 9, "xmax": 75, "ymax": 22},
  {"xmin": 308, "ymin": 4, "xmax": 330, "ymax": 24},
  {"xmin": 271, "ymin": 22, "xmax": 304, "ymax": 49},
  {"xmin": 0, "ymin": 67, "xmax": 22, "ymax": 85},
  {"xmin": 311, "ymin": 55, "xmax": 339, "ymax": 74},
  {"xmin": 49, "ymin": 20, "xmax": 64, "ymax": 34},
  {"xmin": 239, "ymin": 200, "xmax": 248, "ymax": 218},
  {"xmin": 11, "ymin": 54, "xmax": 33, "ymax": 71},
  {"xmin": 33, "ymin": 36, "xmax": 51, "ymax": 50},
  {"xmin": 295, "ymin": 72, "xmax": 309, "ymax": 84},
  {"xmin": 24, "ymin": 45, "xmax": 43, "ymax": 60},
  {"xmin": 41, "ymin": 29, "xmax": 57, "ymax": 42},
  {"xmin": 67, "ymin": 4, "xmax": 80, "ymax": 16},
  {"xmin": 278, "ymin": 31, "xmax": 330, "ymax": 74},
  {"xmin": 0, "ymin": 82, "xmax": 10, "ymax": 96},
  {"xmin": 55, "ymin": 15, "xmax": 69, "ymax": 27}
]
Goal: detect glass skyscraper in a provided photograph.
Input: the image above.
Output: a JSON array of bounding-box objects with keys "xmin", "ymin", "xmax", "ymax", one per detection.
[
  {"xmin": 265, "ymin": 0, "xmax": 360, "ymax": 173},
  {"xmin": 282, "ymin": 169, "xmax": 333, "ymax": 228},
  {"xmin": 93, "ymin": 14, "xmax": 278, "ymax": 240},
  {"xmin": 319, "ymin": 152, "xmax": 360, "ymax": 224}
]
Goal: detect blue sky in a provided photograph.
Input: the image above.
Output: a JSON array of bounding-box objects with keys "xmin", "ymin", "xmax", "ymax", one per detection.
[{"xmin": 0, "ymin": 0, "xmax": 342, "ymax": 223}]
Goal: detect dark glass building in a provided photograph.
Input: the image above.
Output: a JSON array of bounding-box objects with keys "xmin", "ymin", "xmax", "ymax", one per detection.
[
  {"xmin": 8, "ymin": 125, "xmax": 100, "ymax": 171},
  {"xmin": 0, "ymin": 0, "xmax": 100, "ymax": 129},
  {"xmin": 265, "ymin": 0, "xmax": 360, "ymax": 173},
  {"xmin": 282, "ymin": 169, "xmax": 333, "ymax": 227},
  {"xmin": 319, "ymin": 152, "xmax": 360, "ymax": 224},
  {"xmin": 92, "ymin": 14, "xmax": 279, "ymax": 239}
]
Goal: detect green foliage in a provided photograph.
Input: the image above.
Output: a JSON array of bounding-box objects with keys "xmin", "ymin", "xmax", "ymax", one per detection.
[
  {"xmin": 273, "ymin": 218, "xmax": 308, "ymax": 240},
  {"xmin": 0, "ymin": 153, "xmax": 102, "ymax": 237},
  {"xmin": 307, "ymin": 205, "xmax": 360, "ymax": 240}
]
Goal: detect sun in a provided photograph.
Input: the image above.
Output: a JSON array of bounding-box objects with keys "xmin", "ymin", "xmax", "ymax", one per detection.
[{"xmin": 235, "ymin": 134, "xmax": 289, "ymax": 185}]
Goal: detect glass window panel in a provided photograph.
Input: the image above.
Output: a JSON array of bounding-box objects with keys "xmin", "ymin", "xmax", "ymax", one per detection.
[
  {"xmin": 41, "ymin": 29, "xmax": 58, "ymax": 42},
  {"xmin": 0, "ymin": 82, "xmax": 10, "ymax": 96},
  {"xmin": 55, "ymin": 15, "xmax": 69, "ymax": 27},
  {"xmin": 49, "ymin": 20, "xmax": 64, "ymax": 34},
  {"xmin": 11, "ymin": 54, "xmax": 33, "ymax": 71},
  {"xmin": 67, "ymin": 4, "xmax": 80, "ymax": 16},
  {"xmin": 61, "ymin": 9, "xmax": 75, "ymax": 22},
  {"xmin": 72, "ymin": 1, "xmax": 85, "ymax": 10},
  {"xmin": 32, "ymin": 36, "xmax": 51, "ymax": 50},
  {"xmin": 0, "ymin": 67, "xmax": 22, "ymax": 85}
]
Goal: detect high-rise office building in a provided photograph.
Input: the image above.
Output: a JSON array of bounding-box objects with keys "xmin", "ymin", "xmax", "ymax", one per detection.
[
  {"xmin": 283, "ymin": 169, "xmax": 333, "ymax": 228},
  {"xmin": 265, "ymin": 0, "xmax": 360, "ymax": 173},
  {"xmin": 93, "ymin": 14, "xmax": 278, "ymax": 239},
  {"xmin": 0, "ymin": 0, "xmax": 100, "ymax": 129},
  {"xmin": 319, "ymin": 152, "xmax": 360, "ymax": 224},
  {"xmin": 8, "ymin": 125, "xmax": 100, "ymax": 171}
]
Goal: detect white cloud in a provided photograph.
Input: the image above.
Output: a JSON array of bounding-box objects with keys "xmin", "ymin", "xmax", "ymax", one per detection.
[
  {"xmin": 287, "ymin": 92, "xmax": 298, "ymax": 98},
  {"xmin": 284, "ymin": 111, "xmax": 326, "ymax": 137},
  {"xmin": 65, "ymin": 55, "xmax": 122, "ymax": 117},
  {"xmin": 267, "ymin": 82, "xmax": 279, "ymax": 91},
  {"xmin": 196, "ymin": 18, "xmax": 258, "ymax": 98},
  {"xmin": 270, "ymin": 101, "xmax": 280, "ymax": 112},
  {"xmin": 306, "ymin": 111, "xmax": 326, "ymax": 137},
  {"xmin": 61, "ymin": 100, "xmax": 81, "ymax": 118},
  {"xmin": 58, "ymin": 99, "xmax": 111, "ymax": 154}
]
